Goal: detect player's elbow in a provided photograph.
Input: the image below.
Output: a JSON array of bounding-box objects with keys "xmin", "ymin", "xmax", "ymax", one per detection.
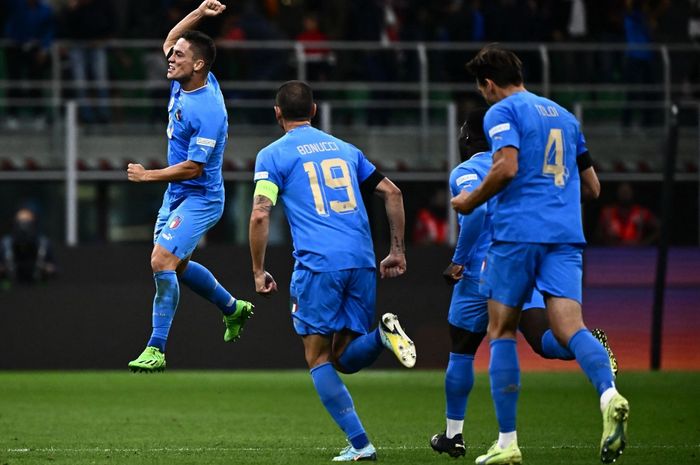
[
  {"xmin": 587, "ymin": 179, "xmax": 601, "ymax": 200},
  {"xmin": 386, "ymin": 184, "xmax": 402, "ymax": 202},
  {"xmin": 501, "ymin": 163, "xmax": 518, "ymax": 181},
  {"xmin": 185, "ymin": 162, "xmax": 204, "ymax": 180},
  {"xmin": 249, "ymin": 210, "xmax": 270, "ymax": 227}
]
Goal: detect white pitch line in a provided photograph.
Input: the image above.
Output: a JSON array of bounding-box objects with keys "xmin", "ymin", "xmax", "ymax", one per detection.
[{"xmin": 6, "ymin": 445, "xmax": 699, "ymax": 453}]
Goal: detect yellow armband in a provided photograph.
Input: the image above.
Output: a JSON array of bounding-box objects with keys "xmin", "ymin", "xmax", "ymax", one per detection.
[{"xmin": 254, "ymin": 179, "xmax": 279, "ymax": 205}]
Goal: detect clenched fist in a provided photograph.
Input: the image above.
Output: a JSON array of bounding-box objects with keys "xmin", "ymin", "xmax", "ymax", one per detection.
[
  {"xmin": 197, "ymin": 0, "xmax": 226, "ymax": 17},
  {"xmin": 127, "ymin": 163, "xmax": 147, "ymax": 182}
]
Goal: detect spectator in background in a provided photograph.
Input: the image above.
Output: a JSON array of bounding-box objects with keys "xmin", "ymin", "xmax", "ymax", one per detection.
[
  {"xmin": 621, "ymin": 0, "xmax": 669, "ymax": 128},
  {"xmin": 3, "ymin": 0, "xmax": 55, "ymax": 130},
  {"xmin": 60, "ymin": 0, "xmax": 116, "ymax": 123},
  {"xmin": 596, "ymin": 182, "xmax": 660, "ymax": 246},
  {"xmin": 295, "ymin": 12, "xmax": 333, "ymax": 82},
  {"xmin": 412, "ymin": 188, "xmax": 448, "ymax": 245},
  {"xmin": 0, "ymin": 208, "xmax": 56, "ymax": 287}
]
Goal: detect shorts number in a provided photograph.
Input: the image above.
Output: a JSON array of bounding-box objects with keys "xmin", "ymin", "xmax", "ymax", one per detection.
[
  {"xmin": 543, "ymin": 128, "xmax": 565, "ymax": 187},
  {"xmin": 303, "ymin": 158, "xmax": 358, "ymax": 216}
]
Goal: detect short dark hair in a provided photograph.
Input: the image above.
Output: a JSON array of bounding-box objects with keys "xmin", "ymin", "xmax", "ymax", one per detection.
[
  {"xmin": 465, "ymin": 44, "xmax": 523, "ymax": 87},
  {"xmin": 459, "ymin": 107, "xmax": 490, "ymax": 161},
  {"xmin": 275, "ymin": 80, "xmax": 314, "ymax": 121},
  {"xmin": 179, "ymin": 30, "xmax": 216, "ymax": 72}
]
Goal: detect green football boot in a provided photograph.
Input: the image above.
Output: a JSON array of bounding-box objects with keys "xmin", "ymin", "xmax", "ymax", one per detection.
[
  {"xmin": 475, "ymin": 441, "xmax": 522, "ymax": 465},
  {"xmin": 600, "ymin": 393, "xmax": 629, "ymax": 463},
  {"xmin": 128, "ymin": 346, "xmax": 166, "ymax": 373},
  {"xmin": 223, "ymin": 299, "xmax": 255, "ymax": 342},
  {"xmin": 592, "ymin": 328, "xmax": 619, "ymax": 378}
]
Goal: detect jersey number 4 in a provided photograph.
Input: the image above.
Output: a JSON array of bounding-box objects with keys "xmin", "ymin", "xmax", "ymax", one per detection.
[
  {"xmin": 543, "ymin": 128, "xmax": 565, "ymax": 187},
  {"xmin": 303, "ymin": 158, "xmax": 358, "ymax": 216}
]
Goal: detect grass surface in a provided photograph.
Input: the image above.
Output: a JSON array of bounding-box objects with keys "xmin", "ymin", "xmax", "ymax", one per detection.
[{"xmin": 1, "ymin": 371, "xmax": 699, "ymax": 464}]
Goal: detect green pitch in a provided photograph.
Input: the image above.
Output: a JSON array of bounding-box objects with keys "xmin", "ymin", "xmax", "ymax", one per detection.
[{"xmin": 0, "ymin": 371, "xmax": 698, "ymax": 465}]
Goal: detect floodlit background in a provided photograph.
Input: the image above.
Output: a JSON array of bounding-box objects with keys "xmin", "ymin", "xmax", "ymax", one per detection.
[{"xmin": 0, "ymin": 0, "xmax": 698, "ymax": 370}]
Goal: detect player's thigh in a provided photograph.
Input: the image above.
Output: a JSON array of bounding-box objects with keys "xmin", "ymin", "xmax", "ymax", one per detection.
[
  {"xmin": 481, "ymin": 241, "xmax": 540, "ymax": 308},
  {"xmin": 536, "ymin": 243, "xmax": 584, "ymax": 304},
  {"xmin": 153, "ymin": 194, "xmax": 174, "ymax": 243},
  {"xmin": 154, "ymin": 195, "xmax": 223, "ymax": 260},
  {"xmin": 342, "ymin": 268, "xmax": 377, "ymax": 335},
  {"xmin": 290, "ymin": 269, "xmax": 346, "ymax": 336},
  {"xmin": 519, "ymin": 289, "xmax": 549, "ymax": 353},
  {"xmin": 545, "ymin": 296, "xmax": 585, "ymax": 344},
  {"xmin": 302, "ymin": 334, "xmax": 333, "ymax": 368},
  {"xmin": 448, "ymin": 277, "xmax": 489, "ymax": 335}
]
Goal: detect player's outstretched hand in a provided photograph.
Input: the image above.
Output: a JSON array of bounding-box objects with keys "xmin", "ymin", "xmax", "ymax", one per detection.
[
  {"xmin": 197, "ymin": 0, "xmax": 226, "ymax": 17},
  {"xmin": 380, "ymin": 252, "xmax": 406, "ymax": 279},
  {"xmin": 442, "ymin": 261, "xmax": 464, "ymax": 285},
  {"xmin": 127, "ymin": 163, "xmax": 147, "ymax": 182},
  {"xmin": 451, "ymin": 190, "xmax": 472, "ymax": 214},
  {"xmin": 254, "ymin": 270, "xmax": 277, "ymax": 297}
]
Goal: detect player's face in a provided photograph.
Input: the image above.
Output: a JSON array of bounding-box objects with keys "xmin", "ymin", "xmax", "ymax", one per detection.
[{"xmin": 167, "ymin": 38, "xmax": 202, "ymax": 82}]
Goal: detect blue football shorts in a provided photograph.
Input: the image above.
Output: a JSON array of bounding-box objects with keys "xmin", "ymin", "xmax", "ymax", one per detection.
[
  {"xmin": 480, "ymin": 241, "xmax": 583, "ymax": 308},
  {"xmin": 449, "ymin": 275, "xmax": 546, "ymax": 333},
  {"xmin": 289, "ymin": 267, "xmax": 376, "ymax": 336},
  {"xmin": 153, "ymin": 191, "xmax": 224, "ymax": 260}
]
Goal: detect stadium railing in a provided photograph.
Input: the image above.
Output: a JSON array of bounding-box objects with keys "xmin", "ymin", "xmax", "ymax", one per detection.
[{"xmin": 0, "ymin": 41, "xmax": 698, "ymax": 245}]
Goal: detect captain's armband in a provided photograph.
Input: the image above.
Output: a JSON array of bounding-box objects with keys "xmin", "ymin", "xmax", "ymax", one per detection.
[{"xmin": 254, "ymin": 179, "xmax": 279, "ymax": 205}]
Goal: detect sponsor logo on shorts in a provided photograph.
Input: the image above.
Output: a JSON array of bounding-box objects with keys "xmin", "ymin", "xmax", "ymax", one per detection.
[
  {"xmin": 290, "ymin": 297, "xmax": 298, "ymax": 313},
  {"xmin": 169, "ymin": 216, "xmax": 182, "ymax": 229},
  {"xmin": 162, "ymin": 233, "xmax": 173, "ymax": 241},
  {"xmin": 488, "ymin": 122, "xmax": 510, "ymax": 138}
]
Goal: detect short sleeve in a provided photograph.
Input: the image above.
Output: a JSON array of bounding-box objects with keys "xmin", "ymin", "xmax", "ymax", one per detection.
[
  {"xmin": 187, "ymin": 112, "xmax": 221, "ymax": 164},
  {"xmin": 254, "ymin": 148, "xmax": 283, "ymax": 189},
  {"xmin": 449, "ymin": 164, "xmax": 482, "ymax": 197},
  {"xmin": 351, "ymin": 144, "xmax": 377, "ymax": 183},
  {"xmin": 576, "ymin": 129, "xmax": 588, "ymax": 156},
  {"xmin": 484, "ymin": 104, "xmax": 519, "ymax": 153}
]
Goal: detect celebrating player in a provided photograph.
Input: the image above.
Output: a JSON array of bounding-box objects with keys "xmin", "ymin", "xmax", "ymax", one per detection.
[
  {"xmin": 430, "ymin": 108, "xmax": 618, "ymax": 459},
  {"xmin": 249, "ymin": 81, "xmax": 417, "ymax": 461},
  {"xmin": 126, "ymin": 1, "xmax": 253, "ymax": 373},
  {"xmin": 452, "ymin": 45, "xmax": 629, "ymax": 464}
]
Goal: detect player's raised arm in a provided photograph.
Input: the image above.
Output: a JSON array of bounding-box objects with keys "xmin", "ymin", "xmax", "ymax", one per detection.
[
  {"xmin": 373, "ymin": 177, "xmax": 406, "ymax": 279},
  {"xmin": 163, "ymin": 0, "xmax": 226, "ymax": 56}
]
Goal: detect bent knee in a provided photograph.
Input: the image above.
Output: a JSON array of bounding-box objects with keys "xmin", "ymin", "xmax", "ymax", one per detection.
[{"xmin": 150, "ymin": 247, "xmax": 179, "ymax": 272}]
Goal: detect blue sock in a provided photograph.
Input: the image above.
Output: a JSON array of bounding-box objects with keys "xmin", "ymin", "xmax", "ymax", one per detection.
[
  {"xmin": 445, "ymin": 353, "xmax": 474, "ymax": 421},
  {"xmin": 540, "ymin": 329, "xmax": 575, "ymax": 360},
  {"xmin": 489, "ymin": 338, "xmax": 520, "ymax": 433},
  {"xmin": 337, "ymin": 329, "xmax": 383, "ymax": 374},
  {"xmin": 147, "ymin": 271, "xmax": 180, "ymax": 352},
  {"xmin": 310, "ymin": 362, "xmax": 369, "ymax": 449},
  {"xmin": 568, "ymin": 328, "xmax": 615, "ymax": 395},
  {"xmin": 180, "ymin": 261, "xmax": 237, "ymax": 315}
]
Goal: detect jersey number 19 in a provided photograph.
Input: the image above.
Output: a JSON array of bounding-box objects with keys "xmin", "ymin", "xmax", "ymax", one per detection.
[{"xmin": 303, "ymin": 158, "xmax": 358, "ymax": 216}]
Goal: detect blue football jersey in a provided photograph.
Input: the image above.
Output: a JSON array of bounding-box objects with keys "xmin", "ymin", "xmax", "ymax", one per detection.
[
  {"xmin": 449, "ymin": 151, "xmax": 495, "ymax": 277},
  {"xmin": 254, "ymin": 125, "xmax": 377, "ymax": 271},
  {"xmin": 484, "ymin": 91, "xmax": 587, "ymax": 244},
  {"xmin": 166, "ymin": 72, "xmax": 227, "ymax": 200}
]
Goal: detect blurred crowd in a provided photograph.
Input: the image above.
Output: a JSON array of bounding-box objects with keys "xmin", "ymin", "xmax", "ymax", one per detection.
[
  {"xmin": 1, "ymin": 0, "xmax": 698, "ymax": 125},
  {"xmin": 2, "ymin": 0, "xmax": 698, "ymax": 45}
]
